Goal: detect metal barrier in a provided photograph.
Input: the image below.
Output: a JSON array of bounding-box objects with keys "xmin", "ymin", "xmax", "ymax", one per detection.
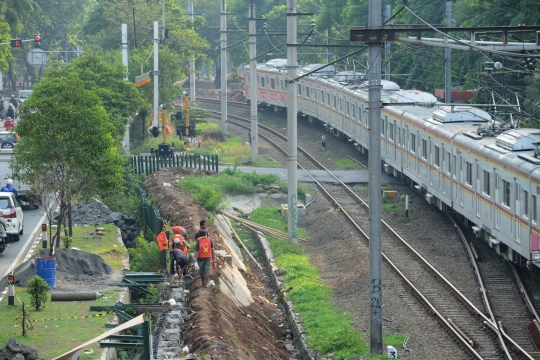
[
  {"xmin": 127, "ymin": 175, "xmax": 166, "ymax": 237},
  {"xmin": 129, "ymin": 154, "xmax": 219, "ymax": 176}
]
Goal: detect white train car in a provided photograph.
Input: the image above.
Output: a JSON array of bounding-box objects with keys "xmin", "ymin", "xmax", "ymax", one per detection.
[{"xmin": 244, "ymin": 60, "xmax": 540, "ymax": 269}]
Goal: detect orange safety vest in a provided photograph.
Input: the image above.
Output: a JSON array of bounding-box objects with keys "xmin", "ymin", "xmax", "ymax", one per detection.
[
  {"xmin": 172, "ymin": 226, "xmax": 185, "ymax": 235},
  {"xmin": 156, "ymin": 231, "xmax": 168, "ymax": 251},
  {"xmin": 174, "ymin": 234, "xmax": 188, "ymax": 255},
  {"xmin": 197, "ymin": 236, "xmax": 212, "ymax": 259}
]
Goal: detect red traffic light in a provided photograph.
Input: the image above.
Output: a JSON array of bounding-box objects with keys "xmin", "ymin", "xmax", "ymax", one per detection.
[
  {"xmin": 34, "ymin": 35, "xmax": 41, "ymax": 42},
  {"xmin": 41, "ymin": 224, "xmax": 47, "ymax": 231},
  {"xmin": 10, "ymin": 39, "xmax": 22, "ymax": 48},
  {"xmin": 7, "ymin": 274, "xmax": 14, "ymax": 285}
]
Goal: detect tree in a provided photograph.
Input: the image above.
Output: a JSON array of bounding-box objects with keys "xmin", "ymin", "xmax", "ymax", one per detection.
[
  {"xmin": 27, "ymin": 275, "xmax": 49, "ymax": 311},
  {"xmin": 12, "ymin": 72, "xmax": 125, "ymax": 253}
]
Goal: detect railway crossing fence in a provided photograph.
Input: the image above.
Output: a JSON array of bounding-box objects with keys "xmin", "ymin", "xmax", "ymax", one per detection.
[{"xmin": 130, "ymin": 153, "xmax": 219, "ymax": 176}]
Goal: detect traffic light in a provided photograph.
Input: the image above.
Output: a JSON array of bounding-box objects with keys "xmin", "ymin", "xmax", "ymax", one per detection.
[
  {"xmin": 175, "ymin": 111, "xmax": 183, "ymax": 121},
  {"xmin": 10, "ymin": 39, "xmax": 22, "ymax": 48},
  {"xmin": 34, "ymin": 34, "xmax": 41, "ymax": 48},
  {"xmin": 7, "ymin": 273, "xmax": 14, "ymax": 285},
  {"xmin": 149, "ymin": 126, "xmax": 160, "ymax": 138}
]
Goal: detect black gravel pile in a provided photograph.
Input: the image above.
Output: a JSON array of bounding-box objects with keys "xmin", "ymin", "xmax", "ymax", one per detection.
[
  {"xmin": 105, "ymin": 212, "xmax": 139, "ymax": 247},
  {"xmin": 69, "ymin": 201, "xmax": 113, "ymax": 226}
]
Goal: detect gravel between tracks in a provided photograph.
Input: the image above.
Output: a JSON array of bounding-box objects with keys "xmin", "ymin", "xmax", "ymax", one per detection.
[{"xmin": 197, "ymin": 80, "xmax": 540, "ymax": 358}]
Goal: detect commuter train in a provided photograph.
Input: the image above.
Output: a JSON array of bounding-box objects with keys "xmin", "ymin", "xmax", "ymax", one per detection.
[{"xmin": 244, "ymin": 59, "xmax": 540, "ymax": 269}]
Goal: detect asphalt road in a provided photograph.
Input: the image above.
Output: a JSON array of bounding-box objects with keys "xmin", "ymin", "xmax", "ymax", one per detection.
[{"xmin": 0, "ymin": 150, "xmax": 46, "ymax": 280}]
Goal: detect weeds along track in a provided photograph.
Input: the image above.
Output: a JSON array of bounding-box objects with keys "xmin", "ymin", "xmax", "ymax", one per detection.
[{"xmin": 201, "ymin": 104, "xmax": 540, "ymax": 359}]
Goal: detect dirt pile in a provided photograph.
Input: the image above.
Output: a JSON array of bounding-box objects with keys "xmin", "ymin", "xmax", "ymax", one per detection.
[
  {"xmin": 68, "ymin": 201, "xmax": 112, "ymax": 226},
  {"xmin": 2, "ymin": 248, "xmax": 113, "ymax": 289},
  {"xmin": 143, "ymin": 168, "xmax": 291, "ymax": 359}
]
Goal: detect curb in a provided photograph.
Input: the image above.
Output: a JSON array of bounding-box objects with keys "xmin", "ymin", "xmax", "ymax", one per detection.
[{"xmin": 252, "ymin": 230, "xmax": 319, "ymax": 360}]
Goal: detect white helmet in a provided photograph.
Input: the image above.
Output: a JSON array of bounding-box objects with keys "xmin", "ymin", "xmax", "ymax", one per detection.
[
  {"xmin": 173, "ymin": 238, "xmax": 181, "ymax": 244},
  {"xmin": 6, "ymin": 179, "xmax": 12, "ymax": 185}
]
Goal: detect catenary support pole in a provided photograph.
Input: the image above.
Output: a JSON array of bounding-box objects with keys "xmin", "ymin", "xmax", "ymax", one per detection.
[
  {"xmin": 153, "ymin": 21, "xmax": 159, "ymax": 128},
  {"xmin": 122, "ymin": 24, "xmax": 130, "ymax": 155},
  {"xmin": 385, "ymin": 5, "xmax": 391, "ymax": 81},
  {"xmin": 249, "ymin": 2, "xmax": 258, "ymax": 162},
  {"xmin": 220, "ymin": 0, "xmax": 227, "ymax": 139},
  {"xmin": 286, "ymin": 0, "xmax": 298, "ymax": 245},
  {"xmin": 367, "ymin": 0, "xmax": 383, "ymax": 354},
  {"xmin": 189, "ymin": 2, "xmax": 196, "ymax": 101},
  {"xmin": 445, "ymin": 1, "xmax": 452, "ymax": 104}
]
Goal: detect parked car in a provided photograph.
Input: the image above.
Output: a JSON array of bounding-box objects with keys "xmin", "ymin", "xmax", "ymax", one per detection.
[
  {"xmin": 17, "ymin": 90, "xmax": 32, "ymax": 104},
  {"xmin": 0, "ymin": 131, "xmax": 17, "ymax": 149},
  {"xmin": 0, "ymin": 192, "xmax": 23, "ymax": 242}
]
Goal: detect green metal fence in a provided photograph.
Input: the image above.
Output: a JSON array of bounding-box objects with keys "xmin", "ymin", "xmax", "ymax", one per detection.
[
  {"xmin": 127, "ymin": 175, "xmax": 166, "ymax": 237},
  {"xmin": 129, "ymin": 154, "xmax": 219, "ymax": 176}
]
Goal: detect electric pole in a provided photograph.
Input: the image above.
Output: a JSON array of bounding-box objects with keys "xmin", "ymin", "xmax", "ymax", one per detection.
[
  {"xmin": 189, "ymin": 2, "xmax": 196, "ymax": 101},
  {"xmin": 445, "ymin": 1, "xmax": 452, "ymax": 104},
  {"xmin": 220, "ymin": 0, "xmax": 227, "ymax": 139},
  {"xmin": 249, "ymin": 2, "xmax": 258, "ymax": 162}
]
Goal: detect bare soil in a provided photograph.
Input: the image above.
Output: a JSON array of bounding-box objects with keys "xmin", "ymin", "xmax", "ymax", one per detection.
[{"xmin": 142, "ymin": 168, "xmax": 290, "ymax": 359}]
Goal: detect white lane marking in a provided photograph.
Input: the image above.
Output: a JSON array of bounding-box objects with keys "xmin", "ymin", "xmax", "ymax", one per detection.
[{"xmin": 0, "ymin": 212, "xmax": 48, "ymax": 303}]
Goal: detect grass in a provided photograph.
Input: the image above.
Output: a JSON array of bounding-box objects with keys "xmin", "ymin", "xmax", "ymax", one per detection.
[
  {"xmin": 131, "ymin": 134, "xmax": 186, "ymax": 155},
  {"xmin": 252, "ymin": 156, "xmax": 282, "ymax": 168},
  {"xmin": 247, "ymin": 206, "xmax": 382, "ymax": 359},
  {"xmin": 383, "ymin": 333, "xmax": 407, "ymax": 347},
  {"xmin": 70, "ymin": 224, "xmax": 126, "ymax": 270},
  {"xmin": 0, "ymin": 288, "xmax": 118, "ymax": 359},
  {"xmin": 334, "ymin": 157, "xmax": 363, "ymax": 170}
]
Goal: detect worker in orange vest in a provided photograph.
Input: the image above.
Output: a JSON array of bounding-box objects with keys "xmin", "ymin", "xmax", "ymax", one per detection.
[
  {"xmin": 172, "ymin": 225, "xmax": 187, "ymax": 239},
  {"xmin": 173, "ymin": 233, "xmax": 190, "ymax": 255},
  {"xmin": 193, "ymin": 230, "xmax": 215, "ymax": 287},
  {"xmin": 170, "ymin": 238, "xmax": 189, "ymax": 283}
]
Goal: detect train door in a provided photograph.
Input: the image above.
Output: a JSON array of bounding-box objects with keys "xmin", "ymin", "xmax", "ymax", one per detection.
[
  {"xmin": 393, "ymin": 120, "xmax": 397, "ymax": 163},
  {"xmin": 475, "ymin": 161, "xmax": 481, "ymax": 216},
  {"xmin": 458, "ymin": 151, "xmax": 464, "ymax": 206},
  {"xmin": 515, "ymin": 179, "xmax": 521, "ymax": 241},
  {"xmin": 405, "ymin": 125, "xmax": 410, "ymax": 171},
  {"xmin": 494, "ymin": 170, "xmax": 500, "ymax": 229}
]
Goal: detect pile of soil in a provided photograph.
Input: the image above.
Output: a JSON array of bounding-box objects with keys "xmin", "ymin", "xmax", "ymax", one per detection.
[
  {"xmin": 2, "ymin": 248, "xmax": 115, "ymax": 290},
  {"xmin": 143, "ymin": 168, "xmax": 291, "ymax": 359}
]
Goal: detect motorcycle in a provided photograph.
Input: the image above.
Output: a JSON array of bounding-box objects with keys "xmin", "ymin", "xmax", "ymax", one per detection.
[{"xmin": 0, "ymin": 234, "xmax": 6, "ymax": 254}]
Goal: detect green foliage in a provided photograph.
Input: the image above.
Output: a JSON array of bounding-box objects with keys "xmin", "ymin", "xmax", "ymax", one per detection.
[
  {"xmin": 101, "ymin": 187, "xmax": 142, "ymax": 221},
  {"xmin": 63, "ymin": 237, "xmax": 73, "ymax": 249},
  {"xmin": 27, "ymin": 276, "xmax": 49, "ymax": 311},
  {"xmin": 178, "ymin": 170, "xmax": 284, "ymax": 210},
  {"xmin": 334, "ymin": 158, "xmax": 362, "ymax": 170},
  {"xmin": 128, "ymin": 235, "xmax": 164, "ymax": 272},
  {"xmin": 142, "ymin": 284, "xmax": 163, "ymax": 304},
  {"xmin": 383, "ymin": 333, "xmax": 407, "ymax": 347},
  {"xmin": 250, "ymin": 206, "xmax": 367, "ymax": 359}
]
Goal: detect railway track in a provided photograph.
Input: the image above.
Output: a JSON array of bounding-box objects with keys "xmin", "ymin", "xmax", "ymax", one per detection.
[{"xmin": 198, "ymin": 104, "xmax": 540, "ymax": 359}]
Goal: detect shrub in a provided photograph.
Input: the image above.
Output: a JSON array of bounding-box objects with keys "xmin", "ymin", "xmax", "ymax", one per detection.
[
  {"xmin": 128, "ymin": 235, "xmax": 166, "ymax": 272},
  {"xmin": 27, "ymin": 275, "xmax": 50, "ymax": 311},
  {"xmin": 196, "ymin": 185, "xmax": 223, "ymax": 211}
]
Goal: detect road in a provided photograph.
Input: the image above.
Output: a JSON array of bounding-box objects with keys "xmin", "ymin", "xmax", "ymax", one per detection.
[{"xmin": 0, "ymin": 150, "xmax": 46, "ymax": 279}]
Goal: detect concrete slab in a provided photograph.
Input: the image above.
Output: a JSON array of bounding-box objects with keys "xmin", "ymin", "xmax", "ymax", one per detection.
[{"xmin": 225, "ymin": 166, "xmax": 401, "ymax": 184}]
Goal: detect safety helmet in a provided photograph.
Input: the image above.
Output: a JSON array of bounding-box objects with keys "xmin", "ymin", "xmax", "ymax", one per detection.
[
  {"xmin": 173, "ymin": 238, "xmax": 181, "ymax": 244},
  {"xmin": 6, "ymin": 179, "xmax": 12, "ymax": 185},
  {"xmin": 5, "ymin": 117, "xmax": 11, "ymax": 121}
]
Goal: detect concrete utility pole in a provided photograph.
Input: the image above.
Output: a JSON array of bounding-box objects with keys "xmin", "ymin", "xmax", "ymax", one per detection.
[
  {"xmin": 153, "ymin": 21, "xmax": 159, "ymax": 129},
  {"xmin": 367, "ymin": 0, "xmax": 383, "ymax": 354},
  {"xmin": 122, "ymin": 23, "xmax": 130, "ymax": 155},
  {"xmin": 385, "ymin": 5, "xmax": 391, "ymax": 81},
  {"xmin": 162, "ymin": 0, "xmax": 166, "ymax": 41},
  {"xmin": 189, "ymin": 2, "xmax": 196, "ymax": 101},
  {"xmin": 220, "ymin": 0, "xmax": 227, "ymax": 139},
  {"xmin": 286, "ymin": 0, "xmax": 299, "ymax": 245},
  {"xmin": 249, "ymin": 3, "xmax": 258, "ymax": 162},
  {"xmin": 444, "ymin": 1, "xmax": 452, "ymax": 104}
]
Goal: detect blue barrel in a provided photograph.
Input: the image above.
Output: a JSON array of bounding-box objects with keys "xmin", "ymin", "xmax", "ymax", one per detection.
[{"xmin": 35, "ymin": 256, "xmax": 56, "ymax": 288}]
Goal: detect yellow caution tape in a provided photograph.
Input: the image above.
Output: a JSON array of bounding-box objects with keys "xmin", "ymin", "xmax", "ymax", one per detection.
[{"xmin": 16, "ymin": 312, "xmax": 112, "ymax": 323}]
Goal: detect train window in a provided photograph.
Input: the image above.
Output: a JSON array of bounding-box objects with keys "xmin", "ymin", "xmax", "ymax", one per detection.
[
  {"xmin": 524, "ymin": 190, "xmax": 529, "ymax": 218},
  {"xmin": 389, "ymin": 123, "xmax": 394, "ymax": 141},
  {"xmin": 434, "ymin": 146, "xmax": 440, "ymax": 167},
  {"xmin": 466, "ymin": 162, "xmax": 472, "ymax": 185},
  {"xmin": 298, "ymin": 84, "xmax": 302, "ymax": 95},
  {"xmin": 410, "ymin": 134, "xmax": 416, "ymax": 153},
  {"xmin": 346, "ymin": 102, "xmax": 349, "ymax": 116},
  {"xmin": 271, "ymin": 79, "xmax": 275, "ymax": 89},
  {"xmin": 352, "ymin": 105, "xmax": 355, "ymax": 119},
  {"xmin": 327, "ymin": 93, "xmax": 330, "ymax": 105},
  {"xmin": 453, "ymin": 155, "xmax": 457, "ymax": 177},
  {"xmin": 533, "ymin": 195, "xmax": 537, "ymax": 223},
  {"xmin": 333, "ymin": 96, "xmax": 337, "ymax": 109},
  {"xmin": 483, "ymin": 170, "xmax": 491, "ymax": 196},
  {"xmin": 503, "ymin": 180, "xmax": 511, "ymax": 206},
  {"xmin": 422, "ymin": 139, "xmax": 427, "ymax": 159},
  {"xmin": 305, "ymin": 87, "xmax": 309, "ymax": 98},
  {"xmin": 261, "ymin": 77, "xmax": 265, "ymax": 88},
  {"xmin": 381, "ymin": 120, "xmax": 385, "ymax": 136}
]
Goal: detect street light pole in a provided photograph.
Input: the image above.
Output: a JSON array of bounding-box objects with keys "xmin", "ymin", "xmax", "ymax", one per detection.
[
  {"xmin": 122, "ymin": 23, "xmax": 130, "ymax": 155},
  {"xmin": 189, "ymin": 2, "xmax": 196, "ymax": 101},
  {"xmin": 367, "ymin": 0, "xmax": 383, "ymax": 354},
  {"xmin": 286, "ymin": 0, "xmax": 299, "ymax": 245},
  {"xmin": 220, "ymin": 0, "xmax": 228, "ymax": 139},
  {"xmin": 249, "ymin": 2, "xmax": 258, "ymax": 162},
  {"xmin": 153, "ymin": 21, "xmax": 159, "ymax": 129},
  {"xmin": 444, "ymin": 1, "xmax": 452, "ymax": 104}
]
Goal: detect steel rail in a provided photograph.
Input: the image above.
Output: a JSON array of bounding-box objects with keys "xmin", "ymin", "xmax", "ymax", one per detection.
[{"xmin": 215, "ymin": 110, "xmax": 485, "ymax": 358}]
